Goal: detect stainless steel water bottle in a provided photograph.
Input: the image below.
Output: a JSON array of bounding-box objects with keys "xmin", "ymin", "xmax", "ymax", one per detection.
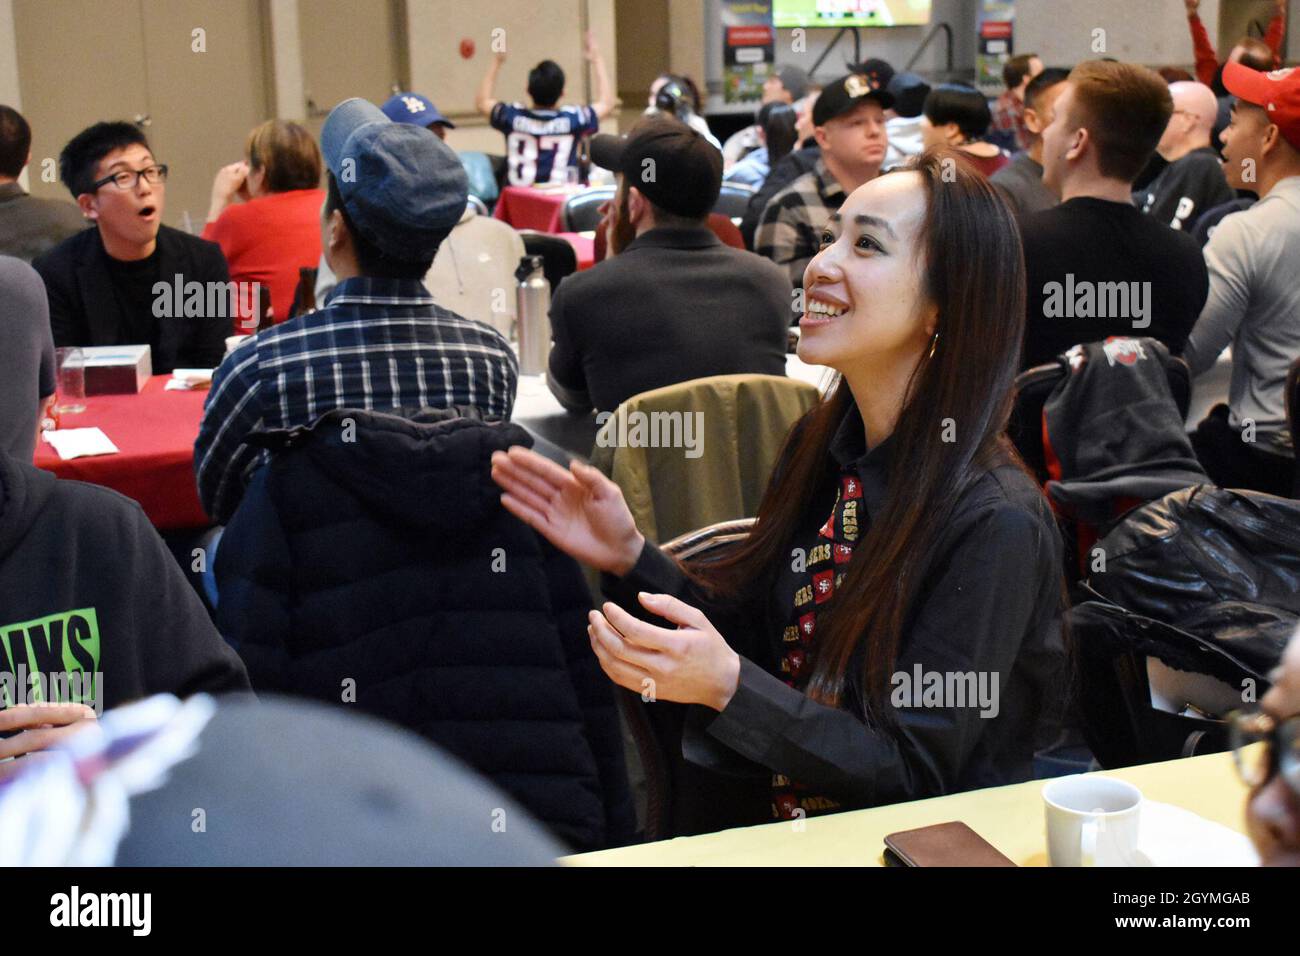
[{"xmin": 515, "ymin": 255, "xmax": 551, "ymax": 375}]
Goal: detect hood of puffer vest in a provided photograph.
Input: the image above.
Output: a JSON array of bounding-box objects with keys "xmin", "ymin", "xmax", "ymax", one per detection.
[{"xmin": 246, "ymin": 407, "xmax": 531, "ymax": 534}]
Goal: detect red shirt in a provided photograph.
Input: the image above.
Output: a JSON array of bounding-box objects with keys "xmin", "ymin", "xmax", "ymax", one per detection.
[
  {"xmin": 1188, "ymin": 12, "xmax": 1285, "ymax": 87},
  {"xmin": 202, "ymin": 188, "xmax": 324, "ymax": 324},
  {"xmin": 962, "ymin": 149, "xmax": 1011, "ymax": 178}
]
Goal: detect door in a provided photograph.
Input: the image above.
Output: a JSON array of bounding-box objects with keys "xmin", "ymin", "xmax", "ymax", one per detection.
[
  {"xmin": 137, "ymin": 0, "xmax": 271, "ymax": 231},
  {"xmin": 299, "ymin": 0, "xmax": 406, "ymax": 143},
  {"xmin": 13, "ymin": 0, "xmax": 150, "ymax": 204},
  {"xmin": 13, "ymin": 0, "xmax": 270, "ymax": 231}
]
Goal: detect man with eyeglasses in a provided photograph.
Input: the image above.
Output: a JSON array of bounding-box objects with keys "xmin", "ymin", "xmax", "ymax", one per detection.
[
  {"xmin": 1235, "ymin": 629, "xmax": 1300, "ymax": 866},
  {"xmin": 1135, "ymin": 81, "xmax": 1234, "ymax": 232},
  {"xmin": 33, "ymin": 121, "xmax": 231, "ymax": 374}
]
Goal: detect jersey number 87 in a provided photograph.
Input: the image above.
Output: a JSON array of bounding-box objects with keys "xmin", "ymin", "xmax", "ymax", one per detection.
[{"xmin": 507, "ymin": 132, "xmax": 574, "ymax": 187}]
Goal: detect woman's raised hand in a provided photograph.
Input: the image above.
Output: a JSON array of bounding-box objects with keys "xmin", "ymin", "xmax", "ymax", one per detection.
[{"xmin": 491, "ymin": 446, "xmax": 645, "ymax": 575}]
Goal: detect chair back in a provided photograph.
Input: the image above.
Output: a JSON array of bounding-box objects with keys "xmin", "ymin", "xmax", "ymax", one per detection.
[
  {"xmin": 1010, "ymin": 340, "xmax": 1202, "ymax": 580},
  {"xmin": 256, "ymin": 285, "xmax": 274, "ymax": 331},
  {"xmin": 1009, "ymin": 346, "xmax": 1193, "ymax": 485},
  {"xmin": 617, "ymin": 518, "xmax": 756, "ymax": 841},
  {"xmin": 1008, "ymin": 361, "xmax": 1066, "ymax": 485},
  {"xmin": 706, "ymin": 213, "xmax": 745, "ymax": 249},
  {"xmin": 288, "ymin": 266, "xmax": 319, "ymax": 319},
  {"xmin": 713, "ymin": 181, "xmax": 756, "ymax": 220},
  {"xmin": 591, "ymin": 374, "xmax": 820, "ymax": 544},
  {"xmin": 460, "ymin": 151, "xmax": 500, "ymax": 205},
  {"xmin": 1071, "ymin": 482, "xmax": 1300, "ymax": 768},
  {"xmin": 1070, "ymin": 600, "xmax": 1235, "ymax": 769},
  {"xmin": 562, "ymin": 186, "xmax": 616, "ymax": 232},
  {"xmin": 519, "ymin": 230, "xmax": 577, "ymax": 293}
]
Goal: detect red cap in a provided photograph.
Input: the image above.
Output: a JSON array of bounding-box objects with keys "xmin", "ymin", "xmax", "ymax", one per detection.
[{"xmin": 1223, "ymin": 61, "xmax": 1300, "ymax": 151}]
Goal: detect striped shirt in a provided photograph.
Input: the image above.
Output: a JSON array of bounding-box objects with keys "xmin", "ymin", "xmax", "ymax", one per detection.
[
  {"xmin": 195, "ymin": 276, "xmax": 518, "ymax": 523},
  {"xmin": 754, "ymin": 159, "xmax": 846, "ymax": 290}
]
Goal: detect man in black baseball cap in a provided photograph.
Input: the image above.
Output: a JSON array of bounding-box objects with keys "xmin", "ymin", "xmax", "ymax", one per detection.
[
  {"xmin": 590, "ymin": 114, "xmax": 722, "ymax": 249},
  {"xmin": 756, "ymin": 72, "xmax": 892, "ymax": 288},
  {"xmin": 545, "ymin": 115, "xmax": 791, "ymax": 416},
  {"xmin": 855, "ymin": 57, "xmax": 897, "ymax": 93},
  {"xmin": 884, "ymin": 71, "xmax": 933, "ymax": 168}
]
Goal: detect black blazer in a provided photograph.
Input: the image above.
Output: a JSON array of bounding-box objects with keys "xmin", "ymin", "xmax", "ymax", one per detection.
[
  {"xmin": 33, "ymin": 224, "xmax": 231, "ymax": 373},
  {"xmin": 547, "ymin": 227, "xmax": 791, "ymax": 414}
]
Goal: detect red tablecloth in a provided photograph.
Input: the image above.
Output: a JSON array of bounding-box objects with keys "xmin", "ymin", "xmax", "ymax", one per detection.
[
  {"xmin": 493, "ymin": 185, "xmax": 572, "ymax": 232},
  {"xmin": 34, "ymin": 376, "xmax": 210, "ymax": 530},
  {"xmin": 556, "ymin": 232, "xmax": 595, "ymax": 271}
]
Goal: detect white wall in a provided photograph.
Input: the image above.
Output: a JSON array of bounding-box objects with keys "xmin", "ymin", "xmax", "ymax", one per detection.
[
  {"xmin": 0, "ymin": 0, "xmax": 18, "ymax": 108},
  {"xmin": 0, "ymin": 0, "xmax": 22, "ymax": 189},
  {"xmin": 1016, "ymin": 0, "xmax": 1223, "ymax": 70},
  {"xmin": 1016, "ymin": 0, "xmax": 1295, "ymax": 72},
  {"xmin": 407, "ymin": 0, "xmax": 619, "ymax": 153}
]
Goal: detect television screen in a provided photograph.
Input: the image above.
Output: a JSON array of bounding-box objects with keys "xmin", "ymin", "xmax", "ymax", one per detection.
[{"xmin": 772, "ymin": 0, "xmax": 932, "ymax": 28}]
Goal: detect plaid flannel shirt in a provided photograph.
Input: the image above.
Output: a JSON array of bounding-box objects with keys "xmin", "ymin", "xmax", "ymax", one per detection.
[
  {"xmin": 753, "ymin": 159, "xmax": 846, "ymax": 289},
  {"xmin": 194, "ymin": 276, "xmax": 518, "ymax": 524},
  {"xmin": 991, "ymin": 91, "xmax": 1029, "ymax": 152}
]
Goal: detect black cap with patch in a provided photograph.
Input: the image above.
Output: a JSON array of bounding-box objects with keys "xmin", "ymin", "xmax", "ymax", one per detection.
[
  {"xmin": 855, "ymin": 58, "xmax": 897, "ymax": 92},
  {"xmin": 589, "ymin": 115, "xmax": 722, "ymax": 219},
  {"xmin": 813, "ymin": 72, "xmax": 895, "ymax": 127}
]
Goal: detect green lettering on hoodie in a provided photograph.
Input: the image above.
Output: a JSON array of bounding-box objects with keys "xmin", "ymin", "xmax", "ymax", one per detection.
[{"xmin": 0, "ymin": 608, "xmax": 100, "ymax": 707}]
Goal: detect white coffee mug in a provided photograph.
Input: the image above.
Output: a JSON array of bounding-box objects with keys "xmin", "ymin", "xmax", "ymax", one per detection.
[{"xmin": 1043, "ymin": 775, "xmax": 1143, "ymax": 867}]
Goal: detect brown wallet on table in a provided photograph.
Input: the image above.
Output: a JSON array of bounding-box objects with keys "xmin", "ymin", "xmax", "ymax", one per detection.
[{"xmin": 883, "ymin": 821, "xmax": 1016, "ymax": 867}]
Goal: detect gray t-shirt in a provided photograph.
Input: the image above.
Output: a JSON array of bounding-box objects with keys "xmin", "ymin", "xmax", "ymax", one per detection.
[
  {"xmin": 1183, "ymin": 176, "xmax": 1300, "ymax": 454},
  {"xmin": 0, "ymin": 182, "xmax": 88, "ymax": 263},
  {"xmin": 990, "ymin": 151, "xmax": 1057, "ymax": 219},
  {"xmin": 0, "ymin": 256, "xmax": 55, "ymax": 460}
]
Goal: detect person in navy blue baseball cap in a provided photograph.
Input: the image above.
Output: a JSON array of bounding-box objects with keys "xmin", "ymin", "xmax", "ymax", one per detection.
[
  {"xmin": 320, "ymin": 96, "xmax": 468, "ymax": 265},
  {"xmin": 380, "ymin": 92, "xmax": 456, "ymax": 140}
]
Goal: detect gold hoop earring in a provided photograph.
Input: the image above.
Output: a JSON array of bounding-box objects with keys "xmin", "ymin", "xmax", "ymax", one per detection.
[{"xmin": 927, "ymin": 333, "xmax": 939, "ymax": 360}]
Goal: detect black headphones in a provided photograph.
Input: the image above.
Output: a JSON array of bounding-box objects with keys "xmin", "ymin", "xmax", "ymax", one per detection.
[{"xmin": 654, "ymin": 78, "xmax": 690, "ymax": 119}]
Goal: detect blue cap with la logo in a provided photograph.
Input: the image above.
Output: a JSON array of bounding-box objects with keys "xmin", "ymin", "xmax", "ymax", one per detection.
[{"xmin": 380, "ymin": 92, "xmax": 456, "ymax": 130}]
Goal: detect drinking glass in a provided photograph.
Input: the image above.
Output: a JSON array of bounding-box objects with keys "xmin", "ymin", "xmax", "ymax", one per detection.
[{"xmin": 55, "ymin": 347, "xmax": 86, "ymax": 415}]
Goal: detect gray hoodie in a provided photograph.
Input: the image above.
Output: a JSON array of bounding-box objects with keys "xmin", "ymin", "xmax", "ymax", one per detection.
[{"xmin": 0, "ymin": 255, "xmax": 54, "ymax": 461}]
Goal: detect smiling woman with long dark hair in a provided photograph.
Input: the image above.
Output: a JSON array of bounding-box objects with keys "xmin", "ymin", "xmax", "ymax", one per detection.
[{"xmin": 492, "ymin": 149, "xmax": 1065, "ymax": 833}]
